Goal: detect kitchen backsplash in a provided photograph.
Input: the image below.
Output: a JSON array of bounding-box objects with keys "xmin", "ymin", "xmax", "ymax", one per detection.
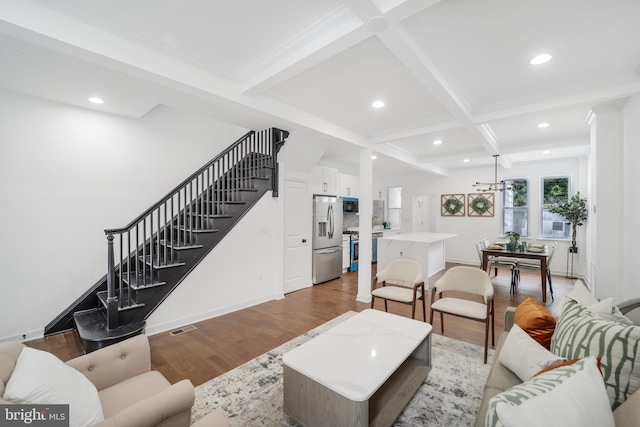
[{"xmin": 343, "ymin": 200, "xmax": 384, "ymax": 231}]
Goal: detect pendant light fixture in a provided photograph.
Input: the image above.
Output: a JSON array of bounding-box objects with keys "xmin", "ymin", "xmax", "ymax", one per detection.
[{"xmin": 473, "ymin": 155, "xmax": 512, "ymax": 192}]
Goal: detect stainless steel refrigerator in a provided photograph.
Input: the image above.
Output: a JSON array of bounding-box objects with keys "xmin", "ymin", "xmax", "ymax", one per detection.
[{"xmin": 312, "ymin": 195, "xmax": 343, "ymax": 284}]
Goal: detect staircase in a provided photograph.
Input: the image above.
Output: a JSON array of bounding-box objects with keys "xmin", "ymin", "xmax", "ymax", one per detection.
[{"xmin": 44, "ymin": 128, "xmax": 289, "ymax": 352}]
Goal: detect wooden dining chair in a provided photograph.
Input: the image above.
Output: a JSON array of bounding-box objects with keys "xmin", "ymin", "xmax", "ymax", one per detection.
[
  {"xmin": 430, "ymin": 265, "xmax": 494, "ymax": 363},
  {"xmin": 370, "ymin": 259, "xmax": 426, "ymax": 321}
]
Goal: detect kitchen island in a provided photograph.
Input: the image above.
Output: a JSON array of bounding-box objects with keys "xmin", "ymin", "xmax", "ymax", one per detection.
[{"xmin": 377, "ymin": 232, "xmax": 457, "ymax": 282}]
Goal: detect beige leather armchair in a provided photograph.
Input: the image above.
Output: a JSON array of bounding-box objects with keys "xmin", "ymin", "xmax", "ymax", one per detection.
[{"xmin": 1, "ymin": 335, "xmax": 195, "ymax": 427}]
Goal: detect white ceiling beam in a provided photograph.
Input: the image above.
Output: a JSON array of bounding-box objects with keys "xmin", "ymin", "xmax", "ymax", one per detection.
[
  {"xmin": 383, "ymin": 0, "xmax": 443, "ymax": 22},
  {"xmin": 473, "ymin": 78, "xmax": 640, "ymax": 123},
  {"xmin": 371, "ymin": 23, "xmax": 502, "ymax": 159},
  {"xmin": 370, "ymin": 117, "xmax": 461, "ymax": 143},
  {"xmin": 239, "ymin": 7, "xmax": 370, "ymax": 95}
]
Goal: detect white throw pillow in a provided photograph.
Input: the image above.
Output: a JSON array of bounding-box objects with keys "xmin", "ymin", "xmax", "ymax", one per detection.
[
  {"xmin": 553, "ymin": 281, "xmax": 633, "ymax": 325},
  {"xmin": 3, "ymin": 347, "xmax": 104, "ymax": 427},
  {"xmin": 487, "ymin": 356, "xmax": 614, "ymax": 427},
  {"xmin": 588, "ymin": 297, "xmax": 633, "ymax": 325},
  {"xmin": 552, "ymin": 279, "xmax": 596, "ymax": 317},
  {"xmin": 499, "ymin": 324, "xmax": 566, "ymax": 381}
]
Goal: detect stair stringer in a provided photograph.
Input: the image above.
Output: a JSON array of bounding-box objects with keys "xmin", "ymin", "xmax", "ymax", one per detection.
[{"xmin": 44, "ymin": 166, "xmax": 274, "ymax": 341}]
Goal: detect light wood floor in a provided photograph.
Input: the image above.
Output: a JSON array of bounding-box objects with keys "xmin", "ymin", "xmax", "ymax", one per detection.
[{"xmin": 26, "ymin": 262, "xmax": 576, "ymax": 387}]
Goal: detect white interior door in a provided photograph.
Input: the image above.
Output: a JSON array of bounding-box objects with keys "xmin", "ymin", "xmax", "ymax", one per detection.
[
  {"xmin": 284, "ymin": 179, "xmax": 310, "ymax": 293},
  {"xmin": 412, "ymin": 195, "xmax": 431, "ymax": 232}
]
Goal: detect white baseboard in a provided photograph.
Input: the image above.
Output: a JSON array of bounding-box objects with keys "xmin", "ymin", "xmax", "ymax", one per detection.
[
  {"xmin": 144, "ymin": 294, "xmax": 280, "ymax": 336},
  {"xmin": 1, "ymin": 328, "xmax": 44, "ymax": 344}
]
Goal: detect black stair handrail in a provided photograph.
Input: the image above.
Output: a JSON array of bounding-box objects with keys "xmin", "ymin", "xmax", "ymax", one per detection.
[{"xmin": 103, "ymin": 127, "xmax": 289, "ymax": 330}]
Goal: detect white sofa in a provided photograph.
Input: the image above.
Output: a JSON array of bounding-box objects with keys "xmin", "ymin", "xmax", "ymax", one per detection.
[{"xmin": 474, "ymin": 293, "xmax": 640, "ymax": 426}]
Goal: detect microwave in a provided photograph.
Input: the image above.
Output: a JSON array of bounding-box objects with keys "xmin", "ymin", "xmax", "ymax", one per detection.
[{"xmin": 343, "ymin": 197, "xmax": 358, "ymax": 214}]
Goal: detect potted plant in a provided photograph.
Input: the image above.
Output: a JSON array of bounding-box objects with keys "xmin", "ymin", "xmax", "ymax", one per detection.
[
  {"xmin": 505, "ymin": 231, "xmax": 520, "ymax": 251},
  {"xmin": 548, "ymin": 192, "xmax": 588, "ymax": 253}
]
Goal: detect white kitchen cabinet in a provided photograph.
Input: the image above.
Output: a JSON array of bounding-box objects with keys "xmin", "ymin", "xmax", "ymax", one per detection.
[
  {"xmin": 373, "ymin": 184, "xmax": 385, "ymax": 200},
  {"xmin": 339, "ymin": 173, "xmax": 359, "ymax": 198},
  {"xmin": 311, "ymin": 166, "xmax": 338, "ymax": 195}
]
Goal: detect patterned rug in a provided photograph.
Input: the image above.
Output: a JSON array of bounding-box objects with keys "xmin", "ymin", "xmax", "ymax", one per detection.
[{"xmin": 192, "ymin": 311, "xmax": 494, "ymax": 426}]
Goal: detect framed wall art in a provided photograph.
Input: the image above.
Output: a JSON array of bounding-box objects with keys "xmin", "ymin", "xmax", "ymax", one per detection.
[
  {"xmin": 441, "ymin": 194, "xmax": 465, "ymax": 216},
  {"xmin": 468, "ymin": 193, "xmax": 495, "ymax": 217}
]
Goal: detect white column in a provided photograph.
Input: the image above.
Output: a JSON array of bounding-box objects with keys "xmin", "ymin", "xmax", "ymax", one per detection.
[
  {"xmin": 622, "ymin": 94, "xmax": 640, "ymax": 300},
  {"xmin": 586, "ymin": 98, "xmax": 627, "ymax": 300},
  {"xmin": 357, "ymin": 147, "xmax": 373, "ymax": 303}
]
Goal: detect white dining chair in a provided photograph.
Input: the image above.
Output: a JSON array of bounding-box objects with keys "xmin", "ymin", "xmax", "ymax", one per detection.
[
  {"xmin": 476, "ymin": 241, "xmax": 518, "ymax": 293},
  {"xmin": 430, "ymin": 266, "xmax": 495, "ymax": 363},
  {"xmin": 370, "ymin": 259, "xmax": 426, "ymax": 321}
]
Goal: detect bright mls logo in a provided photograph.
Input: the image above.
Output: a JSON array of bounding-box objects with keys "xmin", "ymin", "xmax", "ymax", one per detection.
[{"xmin": 1, "ymin": 405, "xmax": 69, "ymax": 426}]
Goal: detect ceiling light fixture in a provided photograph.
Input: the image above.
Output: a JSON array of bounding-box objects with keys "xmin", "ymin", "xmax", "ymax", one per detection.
[
  {"xmin": 372, "ymin": 100, "xmax": 385, "ymax": 109},
  {"xmin": 433, "ymin": 139, "xmax": 442, "ymax": 145},
  {"xmin": 371, "ymin": 155, "xmax": 377, "ymax": 160},
  {"xmin": 542, "ymin": 150, "xmax": 551, "ymax": 154},
  {"xmin": 530, "ymin": 54, "xmax": 552, "ymax": 65},
  {"xmin": 537, "ymin": 122, "xmax": 550, "ymax": 128},
  {"xmin": 463, "ymin": 159, "xmax": 470, "ymax": 163},
  {"xmin": 473, "ymin": 154, "xmax": 512, "ymax": 192},
  {"xmin": 88, "ymin": 97, "xmax": 104, "ymax": 104}
]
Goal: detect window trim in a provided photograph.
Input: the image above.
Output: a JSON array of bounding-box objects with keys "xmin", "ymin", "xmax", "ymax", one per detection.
[
  {"xmin": 540, "ymin": 175, "xmax": 571, "ymax": 241},
  {"xmin": 501, "ymin": 178, "xmax": 529, "ymax": 237}
]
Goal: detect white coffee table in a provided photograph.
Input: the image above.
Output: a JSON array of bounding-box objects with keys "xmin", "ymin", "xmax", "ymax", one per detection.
[{"xmin": 282, "ymin": 309, "xmax": 432, "ymax": 427}]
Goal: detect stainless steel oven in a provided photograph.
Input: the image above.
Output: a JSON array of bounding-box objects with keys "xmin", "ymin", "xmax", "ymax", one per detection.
[{"xmin": 349, "ymin": 235, "xmax": 359, "ymax": 272}]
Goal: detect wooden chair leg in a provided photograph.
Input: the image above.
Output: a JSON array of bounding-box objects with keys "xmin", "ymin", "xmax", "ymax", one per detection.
[
  {"xmin": 383, "ymin": 300, "xmax": 388, "ymax": 312},
  {"xmin": 440, "ymin": 312, "xmax": 444, "ymax": 334},
  {"xmin": 411, "ymin": 299, "xmax": 416, "ymax": 319},
  {"xmin": 421, "ymin": 291, "xmax": 426, "ymax": 322},
  {"xmin": 370, "ymin": 296, "xmax": 375, "ymax": 309}
]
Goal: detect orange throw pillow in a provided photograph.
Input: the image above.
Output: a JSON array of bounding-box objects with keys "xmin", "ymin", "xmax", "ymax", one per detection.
[{"xmin": 514, "ymin": 297, "xmax": 556, "ymax": 349}]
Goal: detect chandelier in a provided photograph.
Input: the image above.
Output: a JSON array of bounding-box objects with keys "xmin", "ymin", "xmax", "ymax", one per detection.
[{"xmin": 473, "ymin": 155, "xmax": 512, "ymax": 192}]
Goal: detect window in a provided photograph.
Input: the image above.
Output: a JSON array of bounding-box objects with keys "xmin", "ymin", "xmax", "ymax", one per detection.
[
  {"xmin": 541, "ymin": 176, "xmax": 571, "ymax": 239},
  {"xmin": 502, "ymin": 179, "xmax": 528, "ymax": 237},
  {"xmin": 387, "ymin": 186, "xmax": 402, "ymax": 229}
]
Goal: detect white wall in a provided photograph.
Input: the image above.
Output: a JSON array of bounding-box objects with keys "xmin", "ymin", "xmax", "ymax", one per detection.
[
  {"xmin": 146, "ymin": 194, "xmax": 283, "ymax": 334},
  {"xmin": 394, "ymin": 159, "xmax": 584, "ymax": 277},
  {"xmin": 0, "ymin": 89, "xmax": 277, "ymax": 342},
  {"xmin": 622, "ymin": 95, "xmax": 640, "ymax": 300}
]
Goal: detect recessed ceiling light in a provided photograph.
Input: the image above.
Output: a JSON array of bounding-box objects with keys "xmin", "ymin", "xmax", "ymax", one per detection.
[
  {"xmin": 433, "ymin": 140, "xmax": 442, "ymax": 145},
  {"xmin": 542, "ymin": 150, "xmax": 551, "ymax": 154},
  {"xmin": 463, "ymin": 159, "xmax": 470, "ymax": 163},
  {"xmin": 530, "ymin": 54, "xmax": 552, "ymax": 65},
  {"xmin": 537, "ymin": 122, "xmax": 550, "ymax": 128},
  {"xmin": 371, "ymin": 155, "xmax": 377, "ymax": 160},
  {"xmin": 372, "ymin": 100, "xmax": 385, "ymax": 109},
  {"xmin": 88, "ymin": 97, "xmax": 104, "ymax": 104}
]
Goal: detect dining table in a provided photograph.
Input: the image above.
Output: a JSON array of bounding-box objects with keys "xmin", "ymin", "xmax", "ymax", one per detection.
[{"xmin": 482, "ymin": 245, "xmax": 552, "ymax": 303}]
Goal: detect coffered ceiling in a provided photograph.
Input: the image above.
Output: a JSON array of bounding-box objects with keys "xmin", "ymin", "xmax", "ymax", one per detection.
[{"xmin": 2, "ymin": 0, "xmax": 639, "ymax": 177}]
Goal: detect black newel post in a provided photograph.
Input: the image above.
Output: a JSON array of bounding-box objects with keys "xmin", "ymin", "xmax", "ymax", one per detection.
[{"xmin": 106, "ymin": 232, "xmax": 119, "ymax": 330}]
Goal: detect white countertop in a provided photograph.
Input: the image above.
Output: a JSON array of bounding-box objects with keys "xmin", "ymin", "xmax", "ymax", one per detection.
[
  {"xmin": 379, "ymin": 232, "xmax": 457, "ymax": 243},
  {"xmin": 282, "ymin": 309, "xmax": 432, "ymax": 401}
]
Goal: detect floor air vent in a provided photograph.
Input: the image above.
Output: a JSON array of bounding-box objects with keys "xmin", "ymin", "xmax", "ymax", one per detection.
[{"xmin": 170, "ymin": 325, "xmax": 196, "ymax": 336}]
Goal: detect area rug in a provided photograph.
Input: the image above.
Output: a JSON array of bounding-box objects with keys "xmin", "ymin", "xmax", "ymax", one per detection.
[{"xmin": 192, "ymin": 311, "xmax": 494, "ymax": 426}]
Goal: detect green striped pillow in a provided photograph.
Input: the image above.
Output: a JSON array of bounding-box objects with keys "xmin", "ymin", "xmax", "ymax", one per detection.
[
  {"xmin": 550, "ymin": 299, "xmax": 640, "ymax": 409},
  {"xmin": 485, "ymin": 357, "xmax": 614, "ymax": 427}
]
